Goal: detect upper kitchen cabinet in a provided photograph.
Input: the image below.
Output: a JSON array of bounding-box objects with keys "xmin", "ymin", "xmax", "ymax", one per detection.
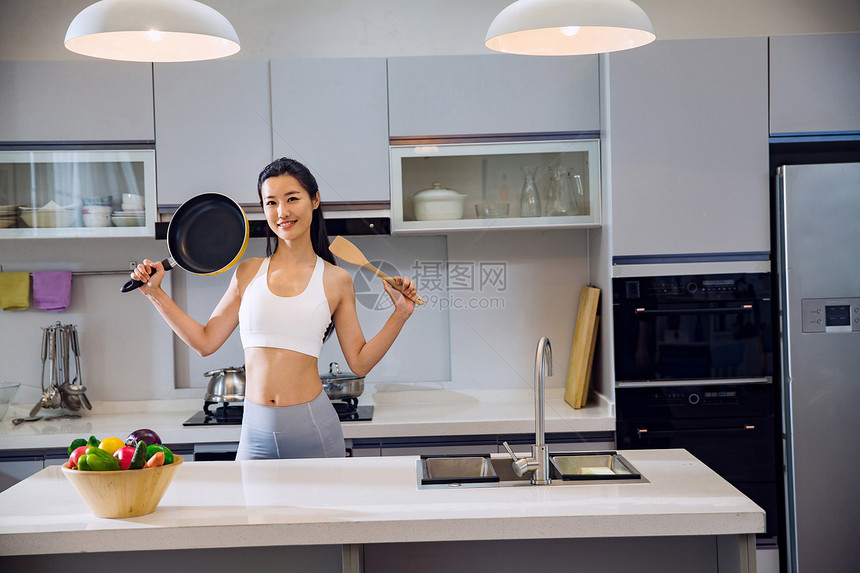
[
  {"xmin": 769, "ymin": 33, "xmax": 860, "ymax": 136},
  {"xmin": 0, "ymin": 149, "xmax": 156, "ymax": 238},
  {"xmin": 391, "ymin": 139, "xmax": 601, "ymax": 234},
  {"xmin": 0, "ymin": 62, "xmax": 153, "ymax": 143},
  {"xmin": 271, "ymin": 58, "xmax": 390, "ymax": 204},
  {"xmin": 387, "ymin": 54, "xmax": 599, "ymax": 138},
  {"xmin": 154, "ymin": 61, "xmax": 272, "ymax": 207},
  {"xmin": 608, "ymin": 37, "xmax": 770, "ymax": 258}
]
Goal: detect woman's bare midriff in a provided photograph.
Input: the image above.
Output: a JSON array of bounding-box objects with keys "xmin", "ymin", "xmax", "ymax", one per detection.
[{"xmin": 243, "ymin": 347, "xmax": 323, "ymax": 407}]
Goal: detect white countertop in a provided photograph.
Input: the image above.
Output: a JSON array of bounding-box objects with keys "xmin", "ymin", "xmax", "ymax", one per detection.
[
  {"xmin": 0, "ymin": 387, "xmax": 615, "ymax": 451},
  {"xmin": 0, "ymin": 449, "xmax": 764, "ymax": 556}
]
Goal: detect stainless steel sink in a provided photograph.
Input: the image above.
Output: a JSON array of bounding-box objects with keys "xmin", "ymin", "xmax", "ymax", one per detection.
[
  {"xmin": 550, "ymin": 452, "xmax": 641, "ymax": 481},
  {"xmin": 418, "ymin": 451, "xmax": 645, "ymax": 489},
  {"xmin": 420, "ymin": 455, "xmax": 499, "ymax": 485}
]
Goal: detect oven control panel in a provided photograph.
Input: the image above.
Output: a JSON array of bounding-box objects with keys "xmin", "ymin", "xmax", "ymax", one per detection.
[
  {"xmin": 614, "ymin": 272, "xmax": 770, "ymax": 303},
  {"xmin": 801, "ymin": 298, "xmax": 860, "ymax": 333},
  {"xmin": 647, "ymin": 387, "xmax": 740, "ymax": 406}
]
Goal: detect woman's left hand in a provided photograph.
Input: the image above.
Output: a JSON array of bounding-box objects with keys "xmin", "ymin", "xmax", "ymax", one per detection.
[{"xmin": 383, "ymin": 276, "xmax": 417, "ymax": 317}]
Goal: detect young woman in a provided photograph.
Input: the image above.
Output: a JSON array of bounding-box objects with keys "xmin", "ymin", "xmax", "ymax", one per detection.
[{"xmin": 131, "ymin": 158, "xmax": 417, "ymax": 460}]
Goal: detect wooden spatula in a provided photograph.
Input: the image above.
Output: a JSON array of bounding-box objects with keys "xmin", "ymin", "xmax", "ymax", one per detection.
[{"xmin": 329, "ymin": 236, "xmax": 425, "ymax": 306}]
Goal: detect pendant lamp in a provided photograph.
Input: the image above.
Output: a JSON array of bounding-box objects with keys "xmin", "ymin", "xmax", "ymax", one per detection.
[
  {"xmin": 65, "ymin": 0, "xmax": 240, "ymax": 62},
  {"xmin": 485, "ymin": 0, "xmax": 655, "ymax": 56}
]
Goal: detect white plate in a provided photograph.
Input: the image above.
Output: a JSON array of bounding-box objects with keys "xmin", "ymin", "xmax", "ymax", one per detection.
[{"xmin": 111, "ymin": 215, "xmax": 145, "ymax": 227}]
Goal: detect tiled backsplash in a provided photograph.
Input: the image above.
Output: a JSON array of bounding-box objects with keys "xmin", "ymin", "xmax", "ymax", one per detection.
[{"xmin": 0, "ymin": 229, "xmax": 591, "ymax": 402}]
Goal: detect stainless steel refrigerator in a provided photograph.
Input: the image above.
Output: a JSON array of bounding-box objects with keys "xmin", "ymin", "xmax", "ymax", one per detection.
[{"xmin": 775, "ymin": 162, "xmax": 860, "ymax": 572}]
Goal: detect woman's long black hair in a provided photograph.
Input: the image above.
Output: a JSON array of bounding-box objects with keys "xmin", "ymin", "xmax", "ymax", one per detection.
[{"xmin": 257, "ymin": 157, "xmax": 337, "ymax": 340}]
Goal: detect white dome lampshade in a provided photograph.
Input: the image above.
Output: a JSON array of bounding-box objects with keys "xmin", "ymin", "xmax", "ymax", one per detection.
[
  {"xmin": 65, "ymin": 0, "xmax": 240, "ymax": 63},
  {"xmin": 485, "ymin": 0, "xmax": 656, "ymax": 56}
]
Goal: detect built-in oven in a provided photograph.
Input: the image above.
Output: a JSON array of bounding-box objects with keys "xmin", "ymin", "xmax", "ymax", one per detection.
[
  {"xmin": 613, "ymin": 272, "xmax": 772, "ymax": 384},
  {"xmin": 613, "ymin": 272, "xmax": 778, "ymax": 539}
]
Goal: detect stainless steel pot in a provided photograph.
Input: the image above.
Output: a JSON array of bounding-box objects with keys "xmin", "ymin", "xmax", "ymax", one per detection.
[
  {"xmin": 321, "ymin": 362, "xmax": 364, "ymax": 401},
  {"xmin": 204, "ymin": 366, "xmax": 246, "ymax": 404}
]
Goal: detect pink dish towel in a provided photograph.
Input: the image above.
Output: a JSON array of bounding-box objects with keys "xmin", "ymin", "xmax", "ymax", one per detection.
[{"xmin": 33, "ymin": 271, "xmax": 73, "ymax": 312}]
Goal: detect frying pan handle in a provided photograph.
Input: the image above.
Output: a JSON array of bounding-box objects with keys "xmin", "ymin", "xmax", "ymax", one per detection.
[{"xmin": 120, "ymin": 258, "xmax": 174, "ymax": 293}]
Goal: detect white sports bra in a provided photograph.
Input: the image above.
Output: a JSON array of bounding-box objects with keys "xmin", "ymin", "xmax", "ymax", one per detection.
[{"xmin": 239, "ymin": 256, "xmax": 331, "ymax": 358}]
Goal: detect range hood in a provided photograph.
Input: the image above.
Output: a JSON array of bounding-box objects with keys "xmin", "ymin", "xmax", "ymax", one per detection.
[{"xmin": 156, "ymin": 201, "xmax": 390, "ymax": 239}]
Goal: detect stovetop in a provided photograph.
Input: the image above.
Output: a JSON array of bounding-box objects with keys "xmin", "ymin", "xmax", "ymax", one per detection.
[{"xmin": 182, "ymin": 401, "xmax": 373, "ymax": 426}]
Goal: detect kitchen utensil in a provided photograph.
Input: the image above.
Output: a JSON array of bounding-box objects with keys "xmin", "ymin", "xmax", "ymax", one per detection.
[
  {"xmin": 29, "ymin": 328, "xmax": 49, "ymax": 417},
  {"xmin": 63, "ymin": 382, "xmax": 88, "ymax": 394},
  {"xmin": 564, "ymin": 286, "xmax": 600, "ymax": 409},
  {"xmin": 321, "ymin": 362, "xmax": 365, "ymax": 401},
  {"xmin": 60, "ymin": 384, "xmax": 82, "ymax": 411},
  {"xmin": 68, "ymin": 325, "xmax": 91, "ymax": 410},
  {"xmin": 203, "ymin": 366, "xmax": 246, "ymax": 404},
  {"xmin": 412, "ymin": 183, "xmax": 468, "ymax": 221},
  {"xmin": 43, "ymin": 327, "xmax": 61, "ymax": 409},
  {"xmin": 329, "ymin": 236, "xmax": 425, "ymax": 306},
  {"xmin": 50, "ymin": 325, "xmax": 63, "ymax": 408},
  {"xmin": 121, "ymin": 193, "xmax": 249, "ymax": 292},
  {"xmin": 12, "ymin": 416, "xmax": 42, "ymax": 425},
  {"xmin": 59, "ymin": 324, "xmax": 82, "ymax": 412}
]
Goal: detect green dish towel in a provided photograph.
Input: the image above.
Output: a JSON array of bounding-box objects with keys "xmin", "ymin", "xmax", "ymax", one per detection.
[{"xmin": 0, "ymin": 272, "xmax": 30, "ymax": 310}]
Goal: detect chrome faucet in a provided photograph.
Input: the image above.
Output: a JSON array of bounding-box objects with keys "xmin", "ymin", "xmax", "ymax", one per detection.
[{"xmin": 503, "ymin": 336, "xmax": 552, "ymax": 485}]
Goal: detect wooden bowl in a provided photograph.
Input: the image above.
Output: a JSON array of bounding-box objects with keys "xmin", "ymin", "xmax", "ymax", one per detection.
[{"xmin": 61, "ymin": 455, "xmax": 183, "ymax": 518}]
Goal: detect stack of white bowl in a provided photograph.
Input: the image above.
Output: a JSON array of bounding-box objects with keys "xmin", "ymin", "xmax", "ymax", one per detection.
[
  {"xmin": 112, "ymin": 193, "xmax": 145, "ymax": 227},
  {"xmin": 20, "ymin": 201, "xmax": 78, "ymax": 228},
  {"xmin": 82, "ymin": 196, "xmax": 113, "ymax": 227},
  {"xmin": 0, "ymin": 204, "xmax": 18, "ymax": 228}
]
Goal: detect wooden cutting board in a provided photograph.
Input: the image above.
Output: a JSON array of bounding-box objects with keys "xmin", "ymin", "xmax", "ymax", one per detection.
[{"xmin": 564, "ymin": 286, "xmax": 600, "ymax": 409}]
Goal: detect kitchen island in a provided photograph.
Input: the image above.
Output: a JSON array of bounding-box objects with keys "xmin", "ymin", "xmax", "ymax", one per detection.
[{"xmin": 0, "ymin": 449, "xmax": 763, "ymax": 573}]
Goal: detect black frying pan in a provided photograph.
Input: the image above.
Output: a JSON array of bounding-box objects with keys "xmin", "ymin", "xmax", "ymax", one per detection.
[{"xmin": 121, "ymin": 193, "xmax": 249, "ymax": 293}]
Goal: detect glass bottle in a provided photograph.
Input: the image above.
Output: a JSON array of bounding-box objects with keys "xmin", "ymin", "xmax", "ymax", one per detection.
[{"xmin": 519, "ymin": 165, "xmax": 541, "ymax": 217}]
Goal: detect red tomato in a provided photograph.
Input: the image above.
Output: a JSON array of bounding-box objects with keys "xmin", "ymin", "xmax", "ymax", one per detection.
[
  {"xmin": 113, "ymin": 446, "xmax": 137, "ymax": 470},
  {"xmin": 69, "ymin": 445, "xmax": 89, "ymax": 469}
]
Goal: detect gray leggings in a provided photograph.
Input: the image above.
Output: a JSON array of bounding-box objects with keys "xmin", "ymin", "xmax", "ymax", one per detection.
[{"xmin": 236, "ymin": 390, "xmax": 345, "ymax": 460}]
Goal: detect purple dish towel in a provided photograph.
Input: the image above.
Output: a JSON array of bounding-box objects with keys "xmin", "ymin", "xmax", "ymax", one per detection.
[{"xmin": 33, "ymin": 271, "xmax": 73, "ymax": 312}]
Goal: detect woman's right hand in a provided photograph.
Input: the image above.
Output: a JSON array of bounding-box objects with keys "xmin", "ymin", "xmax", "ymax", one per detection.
[{"xmin": 130, "ymin": 259, "xmax": 165, "ymax": 295}]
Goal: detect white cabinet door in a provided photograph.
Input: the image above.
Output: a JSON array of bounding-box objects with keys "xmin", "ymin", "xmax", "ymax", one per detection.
[
  {"xmin": 0, "ymin": 61, "xmax": 154, "ymax": 142},
  {"xmin": 271, "ymin": 58, "xmax": 390, "ymax": 204},
  {"xmin": 770, "ymin": 33, "xmax": 860, "ymax": 135},
  {"xmin": 388, "ymin": 54, "xmax": 599, "ymax": 138},
  {"xmin": 608, "ymin": 37, "xmax": 770, "ymax": 257},
  {"xmin": 154, "ymin": 60, "xmax": 272, "ymax": 206}
]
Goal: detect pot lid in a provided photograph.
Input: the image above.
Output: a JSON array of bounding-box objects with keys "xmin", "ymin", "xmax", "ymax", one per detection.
[
  {"xmin": 413, "ymin": 182, "xmax": 467, "ymax": 200},
  {"xmin": 320, "ymin": 362, "xmax": 364, "ymax": 382},
  {"xmin": 204, "ymin": 365, "xmax": 245, "ymax": 377}
]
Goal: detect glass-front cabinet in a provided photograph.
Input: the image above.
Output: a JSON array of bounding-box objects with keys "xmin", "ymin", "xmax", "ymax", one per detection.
[
  {"xmin": 0, "ymin": 149, "xmax": 156, "ymax": 238},
  {"xmin": 390, "ymin": 139, "xmax": 601, "ymax": 234}
]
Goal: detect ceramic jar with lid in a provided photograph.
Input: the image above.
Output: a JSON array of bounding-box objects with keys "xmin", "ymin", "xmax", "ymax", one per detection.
[{"xmin": 412, "ymin": 183, "xmax": 467, "ymax": 221}]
